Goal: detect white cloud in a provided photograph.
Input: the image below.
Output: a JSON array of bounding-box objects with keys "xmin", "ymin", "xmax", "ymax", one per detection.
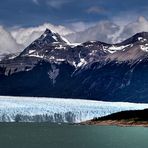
[
  {"xmin": 67, "ymin": 22, "xmax": 96, "ymax": 32},
  {"xmin": 86, "ymin": 6, "xmax": 106, "ymax": 14},
  {"xmin": 117, "ymin": 16, "xmax": 148, "ymax": 42},
  {"xmin": 66, "ymin": 16, "xmax": 148, "ymax": 44},
  {"xmin": 66, "ymin": 20, "xmax": 120, "ymax": 43},
  {"xmin": 0, "ymin": 26, "xmax": 22, "ymax": 56}
]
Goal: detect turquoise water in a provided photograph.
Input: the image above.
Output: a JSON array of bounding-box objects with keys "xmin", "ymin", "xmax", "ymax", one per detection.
[{"xmin": 0, "ymin": 123, "xmax": 148, "ymax": 148}]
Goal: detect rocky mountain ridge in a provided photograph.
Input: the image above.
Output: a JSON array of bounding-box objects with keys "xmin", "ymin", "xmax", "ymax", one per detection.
[{"xmin": 1, "ymin": 29, "xmax": 148, "ymax": 102}]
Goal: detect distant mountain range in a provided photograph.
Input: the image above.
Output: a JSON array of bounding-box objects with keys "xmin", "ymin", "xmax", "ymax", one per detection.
[{"xmin": 1, "ymin": 29, "xmax": 148, "ymax": 102}]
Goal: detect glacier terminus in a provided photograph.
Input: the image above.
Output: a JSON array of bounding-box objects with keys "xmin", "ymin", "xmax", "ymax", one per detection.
[{"xmin": 0, "ymin": 96, "xmax": 148, "ymax": 123}]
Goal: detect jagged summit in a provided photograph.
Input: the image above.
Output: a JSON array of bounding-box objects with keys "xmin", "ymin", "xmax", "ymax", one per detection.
[
  {"xmin": 35, "ymin": 28, "xmax": 68, "ymax": 44},
  {"xmin": 20, "ymin": 28, "xmax": 70, "ymax": 57},
  {"xmin": 41, "ymin": 28, "xmax": 71, "ymax": 45},
  {"xmin": 44, "ymin": 28, "xmax": 53, "ymax": 34}
]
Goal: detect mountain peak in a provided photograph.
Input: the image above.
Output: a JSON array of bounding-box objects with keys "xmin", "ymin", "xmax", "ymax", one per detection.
[
  {"xmin": 135, "ymin": 32, "xmax": 148, "ymax": 38},
  {"xmin": 120, "ymin": 32, "xmax": 148, "ymax": 45},
  {"xmin": 25, "ymin": 28, "xmax": 69, "ymax": 47},
  {"xmin": 19, "ymin": 28, "xmax": 69, "ymax": 57},
  {"xmin": 130, "ymin": 32, "xmax": 148, "ymax": 43},
  {"xmin": 39, "ymin": 28, "xmax": 62, "ymax": 43},
  {"xmin": 44, "ymin": 28, "xmax": 53, "ymax": 34},
  {"xmin": 40, "ymin": 28, "xmax": 70, "ymax": 45}
]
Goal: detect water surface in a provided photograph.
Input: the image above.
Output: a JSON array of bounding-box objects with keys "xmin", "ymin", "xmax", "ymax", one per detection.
[{"xmin": 0, "ymin": 123, "xmax": 148, "ymax": 148}]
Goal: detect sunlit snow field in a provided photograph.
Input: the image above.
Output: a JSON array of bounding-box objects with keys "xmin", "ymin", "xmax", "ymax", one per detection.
[{"xmin": 0, "ymin": 96, "xmax": 148, "ymax": 123}]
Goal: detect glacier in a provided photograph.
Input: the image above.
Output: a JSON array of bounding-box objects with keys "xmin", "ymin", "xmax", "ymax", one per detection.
[{"xmin": 0, "ymin": 96, "xmax": 148, "ymax": 123}]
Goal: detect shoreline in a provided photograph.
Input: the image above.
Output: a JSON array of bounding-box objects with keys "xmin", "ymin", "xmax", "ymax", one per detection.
[{"xmin": 81, "ymin": 120, "xmax": 148, "ymax": 127}]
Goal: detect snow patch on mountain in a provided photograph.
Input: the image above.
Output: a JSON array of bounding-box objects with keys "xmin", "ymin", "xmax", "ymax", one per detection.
[
  {"xmin": 77, "ymin": 58, "xmax": 87, "ymax": 67},
  {"xmin": 138, "ymin": 37, "xmax": 146, "ymax": 42},
  {"xmin": 107, "ymin": 44, "xmax": 132, "ymax": 53},
  {"xmin": 140, "ymin": 44, "xmax": 148, "ymax": 52}
]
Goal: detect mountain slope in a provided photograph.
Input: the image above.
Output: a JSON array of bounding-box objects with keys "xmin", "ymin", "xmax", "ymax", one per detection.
[{"xmin": 1, "ymin": 29, "xmax": 148, "ymax": 102}]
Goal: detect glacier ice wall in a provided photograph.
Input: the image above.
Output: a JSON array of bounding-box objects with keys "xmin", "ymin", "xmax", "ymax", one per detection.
[{"xmin": 0, "ymin": 96, "xmax": 148, "ymax": 123}]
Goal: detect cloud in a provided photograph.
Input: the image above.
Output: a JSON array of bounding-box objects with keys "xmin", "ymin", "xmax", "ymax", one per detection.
[
  {"xmin": 86, "ymin": 6, "xmax": 107, "ymax": 14},
  {"xmin": 66, "ymin": 16, "xmax": 148, "ymax": 44},
  {"xmin": 0, "ymin": 26, "xmax": 22, "ymax": 56},
  {"xmin": 67, "ymin": 22, "xmax": 96, "ymax": 32},
  {"xmin": 66, "ymin": 20, "xmax": 120, "ymax": 43},
  {"xmin": 47, "ymin": 0, "xmax": 70, "ymax": 9},
  {"xmin": 32, "ymin": 0, "xmax": 70, "ymax": 8},
  {"xmin": 32, "ymin": 0, "xmax": 39, "ymax": 5},
  {"xmin": 117, "ymin": 16, "xmax": 148, "ymax": 42}
]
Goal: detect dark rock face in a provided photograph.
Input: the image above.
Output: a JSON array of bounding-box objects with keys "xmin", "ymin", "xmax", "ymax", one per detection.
[{"xmin": 1, "ymin": 29, "xmax": 148, "ymax": 102}]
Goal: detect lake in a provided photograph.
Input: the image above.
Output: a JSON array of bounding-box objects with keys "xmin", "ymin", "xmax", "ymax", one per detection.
[{"xmin": 0, "ymin": 123, "xmax": 148, "ymax": 148}]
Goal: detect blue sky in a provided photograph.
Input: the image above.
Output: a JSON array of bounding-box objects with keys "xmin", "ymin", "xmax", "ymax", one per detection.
[{"xmin": 0, "ymin": 0, "xmax": 148, "ymax": 27}]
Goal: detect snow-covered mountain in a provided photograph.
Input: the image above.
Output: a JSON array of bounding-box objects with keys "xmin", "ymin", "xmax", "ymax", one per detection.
[
  {"xmin": 11, "ymin": 23, "xmax": 74, "ymax": 48},
  {"xmin": 1, "ymin": 96, "xmax": 148, "ymax": 123},
  {"xmin": 17, "ymin": 29, "xmax": 148, "ymax": 66},
  {"xmin": 1, "ymin": 29, "xmax": 148, "ymax": 102}
]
